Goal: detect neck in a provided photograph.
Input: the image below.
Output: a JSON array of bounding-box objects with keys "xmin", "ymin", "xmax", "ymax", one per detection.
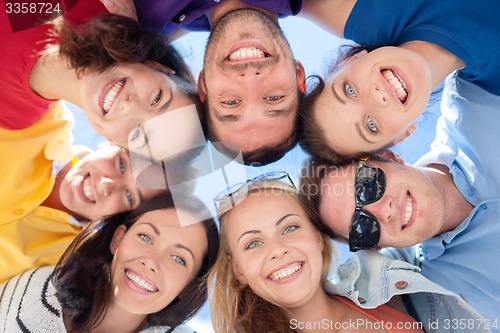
[
  {"xmin": 208, "ymin": 0, "xmax": 278, "ymax": 26},
  {"xmin": 91, "ymin": 304, "xmax": 147, "ymax": 333},
  {"xmin": 64, "ymin": 305, "xmax": 147, "ymax": 333},
  {"xmin": 427, "ymin": 163, "xmax": 473, "ymax": 232},
  {"xmin": 401, "ymin": 40, "xmax": 465, "ymax": 89},
  {"xmin": 285, "ymin": 287, "xmax": 340, "ymax": 333},
  {"xmin": 41, "ymin": 162, "xmax": 87, "ymax": 221},
  {"xmin": 30, "ymin": 48, "xmax": 84, "ymax": 106}
]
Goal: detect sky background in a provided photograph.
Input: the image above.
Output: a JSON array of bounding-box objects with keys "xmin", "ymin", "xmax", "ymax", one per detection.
[{"xmin": 70, "ymin": 14, "xmax": 441, "ymax": 332}]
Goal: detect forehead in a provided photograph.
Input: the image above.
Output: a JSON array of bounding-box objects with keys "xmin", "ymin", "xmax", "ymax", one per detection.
[
  {"xmin": 226, "ymin": 190, "xmax": 301, "ymax": 227},
  {"xmin": 134, "ymin": 209, "xmax": 207, "ymax": 247}
]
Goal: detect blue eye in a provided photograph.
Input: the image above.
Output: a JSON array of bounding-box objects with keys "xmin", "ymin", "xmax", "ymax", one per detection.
[
  {"xmin": 126, "ymin": 190, "xmax": 134, "ymax": 207},
  {"xmin": 343, "ymin": 82, "xmax": 356, "ymax": 97},
  {"xmin": 119, "ymin": 157, "xmax": 126, "ymax": 174},
  {"xmin": 246, "ymin": 240, "xmax": 262, "ymax": 250},
  {"xmin": 139, "ymin": 234, "xmax": 152, "ymax": 244},
  {"xmin": 283, "ymin": 225, "xmax": 298, "ymax": 234},
  {"xmin": 172, "ymin": 255, "xmax": 186, "ymax": 266},
  {"xmin": 366, "ymin": 117, "xmax": 378, "ymax": 133}
]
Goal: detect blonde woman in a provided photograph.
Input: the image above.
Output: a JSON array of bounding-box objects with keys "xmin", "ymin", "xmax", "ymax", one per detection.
[{"xmin": 208, "ymin": 175, "xmax": 426, "ymax": 333}]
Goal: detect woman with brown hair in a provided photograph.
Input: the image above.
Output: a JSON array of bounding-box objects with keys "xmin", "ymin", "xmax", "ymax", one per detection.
[
  {"xmin": 0, "ymin": 191, "xmax": 220, "ymax": 332},
  {"xmin": 1, "ymin": 0, "xmax": 202, "ymax": 148}
]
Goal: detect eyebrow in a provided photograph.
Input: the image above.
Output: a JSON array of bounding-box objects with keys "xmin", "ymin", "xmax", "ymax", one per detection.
[
  {"xmin": 140, "ymin": 222, "xmax": 195, "ymax": 260},
  {"xmin": 355, "ymin": 122, "xmax": 376, "ymax": 144},
  {"xmin": 331, "ymin": 80, "xmax": 346, "ymax": 104},
  {"xmin": 174, "ymin": 243, "xmax": 195, "ymax": 261},
  {"xmin": 237, "ymin": 214, "xmax": 299, "ymax": 243},
  {"xmin": 159, "ymin": 86, "xmax": 174, "ymax": 113},
  {"xmin": 141, "ymin": 222, "xmax": 161, "ymax": 235},
  {"xmin": 267, "ymin": 109, "xmax": 292, "ymax": 117},
  {"xmin": 215, "ymin": 112, "xmax": 242, "ymax": 122}
]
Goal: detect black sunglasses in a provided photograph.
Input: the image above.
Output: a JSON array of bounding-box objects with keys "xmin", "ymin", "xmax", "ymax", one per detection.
[{"xmin": 349, "ymin": 158, "xmax": 386, "ymax": 252}]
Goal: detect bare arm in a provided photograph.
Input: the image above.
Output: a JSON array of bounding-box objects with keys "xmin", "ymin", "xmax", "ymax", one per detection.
[
  {"xmin": 100, "ymin": 0, "xmax": 137, "ymax": 20},
  {"xmin": 299, "ymin": 0, "xmax": 357, "ymax": 37}
]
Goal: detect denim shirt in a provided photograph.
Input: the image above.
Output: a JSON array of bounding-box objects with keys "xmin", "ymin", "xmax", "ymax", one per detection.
[{"xmin": 325, "ymin": 250, "xmax": 489, "ymax": 333}]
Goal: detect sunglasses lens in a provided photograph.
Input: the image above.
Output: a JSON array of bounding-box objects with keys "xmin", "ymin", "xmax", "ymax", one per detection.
[
  {"xmin": 355, "ymin": 165, "xmax": 386, "ymax": 204},
  {"xmin": 349, "ymin": 211, "xmax": 381, "ymax": 252}
]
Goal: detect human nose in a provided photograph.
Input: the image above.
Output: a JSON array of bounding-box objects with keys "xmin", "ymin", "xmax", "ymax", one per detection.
[
  {"xmin": 140, "ymin": 256, "xmax": 159, "ymax": 273},
  {"xmin": 370, "ymin": 85, "xmax": 388, "ymax": 107},
  {"xmin": 237, "ymin": 65, "xmax": 264, "ymax": 84},
  {"xmin": 268, "ymin": 240, "xmax": 289, "ymax": 260},
  {"xmin": 99, "ymin": 176, "xmax": 117, "ymax": 196},
  {"xmin": 364, "ymin": 195, "xmax": 393, "ymax": 224}
]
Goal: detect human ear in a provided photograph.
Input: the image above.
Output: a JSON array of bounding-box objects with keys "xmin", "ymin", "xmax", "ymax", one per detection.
[
  {"xmin": 197, "ymin": 70, "xmax": 207, "ymax": 102},
  {"xmin": 317, "ymin": 231, "xmax": 324, "ymax": 253},
  {"xmin": 338, "ymin": 49, "xmax": 368, "ymax": 66},
  {"xmin": 294, "ymin": 60, "xmax": 306, "ymax": 93},
  {"xmin": 394, "ymin": 123, "xmax": 418, "ymax": 144},
  {"xmin": 229, "ymin": 255, "xmax": 248, "ymax": 286},
  {"xmin": 378, "ymin": 149, "xmax": 406, "ymax": 165},
  {"xmin": 144, "ymin": 60, "xmax": 176, "ymax": 75},
  {"xmin": 109, "ymin": 224, "xmax": 127, "ymax": 255}
]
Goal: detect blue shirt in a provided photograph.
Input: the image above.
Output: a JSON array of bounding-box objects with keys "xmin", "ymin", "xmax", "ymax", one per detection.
[
  {"xmin": 344, "ymin": 0, "xmax": 500, "ymax": 96},
  {"xmin": 135, "ymin": 0, "xmax": 302, "ymax": 34},
  {"xmin": 412, "ymin": 74, "xmax": 500, "ymax": 331}
]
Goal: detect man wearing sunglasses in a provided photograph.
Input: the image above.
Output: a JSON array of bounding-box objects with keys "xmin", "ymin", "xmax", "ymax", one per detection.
[{"xmin": 299, "ymin": 75, "xmax": 500, "ymax": 330}]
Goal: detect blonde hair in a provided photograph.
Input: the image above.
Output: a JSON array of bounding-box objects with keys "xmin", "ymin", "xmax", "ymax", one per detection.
[{"xmin": 208, "ymin": 180, "xmax": 336, "ymax": 333}]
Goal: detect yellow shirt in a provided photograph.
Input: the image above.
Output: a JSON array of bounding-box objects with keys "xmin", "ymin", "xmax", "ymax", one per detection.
[
  {"xmin": 0, "ymin": 101, "xmax": 84, "ymax": 282},
  {"xmin": 0, "ymin": 206, "xmax": 82, "ymax": 282}
]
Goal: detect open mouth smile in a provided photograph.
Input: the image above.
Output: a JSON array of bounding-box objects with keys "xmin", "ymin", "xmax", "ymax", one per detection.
[
  {"xmin": 402, "ymin": 192, "xmax": 414, "ymax": 229},
  {"xmin": 382, "ymin": 69, "xmax": 408, "ymax": 104},
  {"xmin": 125, "ymin": 269, "xmax": 158, "ymax": 293},
  {"xmin": 101, "ymin": 79, "xmax": 126, "ymax": 115},
  {"xmin": 82, "ymin": 174, "xmax": 95, "ymax": 203},
  {"xmin": 227, "ymin": 47, "xmax": 268, "ymax": 61},
  {"xmin": 268, "ymin": 261, "xmax": 303, "ymax": 281}
]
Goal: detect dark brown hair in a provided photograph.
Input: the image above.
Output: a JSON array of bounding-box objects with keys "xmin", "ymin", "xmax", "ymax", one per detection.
[{"xmin": 52, "ymin": 191, "xmax": 219, "ymax": 332}]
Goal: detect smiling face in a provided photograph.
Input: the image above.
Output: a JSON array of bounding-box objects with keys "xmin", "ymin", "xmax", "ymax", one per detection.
[
  {"xmin": 59, "ymin": 145, "xmax": 164, "ymax": 220},
  {"xmin": 319, "ymin": 160, "xmax": 446, "ymax": 248},
  {"xmin": 109, "ymin": 208, "xmax": 208, "ymax": 316},
  {"xmin": 80, "ymin": 61, "xmax": 197, "ymax": 148},
  {"xmin": 200, "ymin": 8, "xmax": 305, "ymax": 154},
  {"xmin": 313, "ymin": 47, "xmax": 433, "ymax": 156},
  {"xmin": 225, "ymin": 190, "xmax": 324, "ymax": 309}
]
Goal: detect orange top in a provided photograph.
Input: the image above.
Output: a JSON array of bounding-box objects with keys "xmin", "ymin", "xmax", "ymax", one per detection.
[{"xmin": 334, "ymin": 296, "xmax": 424, "ymax": 333}]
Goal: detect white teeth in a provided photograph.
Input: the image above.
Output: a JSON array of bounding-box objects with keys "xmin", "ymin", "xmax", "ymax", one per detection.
[
  {"xmin": 125, "ymin": 270, "xmax": 157, "ymax": 292},
  {"xmin": 102, "ymin": 80, "xmax": 124, "ymax": 114},
  {"xmin": 270, "ymin": 262, "xmax": 302, "ymax": 281},
  {"xmin": 382, "ymin": 69, "xmax": 408, "ymax": 103},
  {"xmin": 403, "ymin": 197, "xmax": 413, "ymax": 226},
  {"xmin": 82, "ymin": 176, "xmax": 95, "ymax": 202},
  {"xmin": 229, "ymin": 47, "xmax": 265, "ymax": 61}
]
